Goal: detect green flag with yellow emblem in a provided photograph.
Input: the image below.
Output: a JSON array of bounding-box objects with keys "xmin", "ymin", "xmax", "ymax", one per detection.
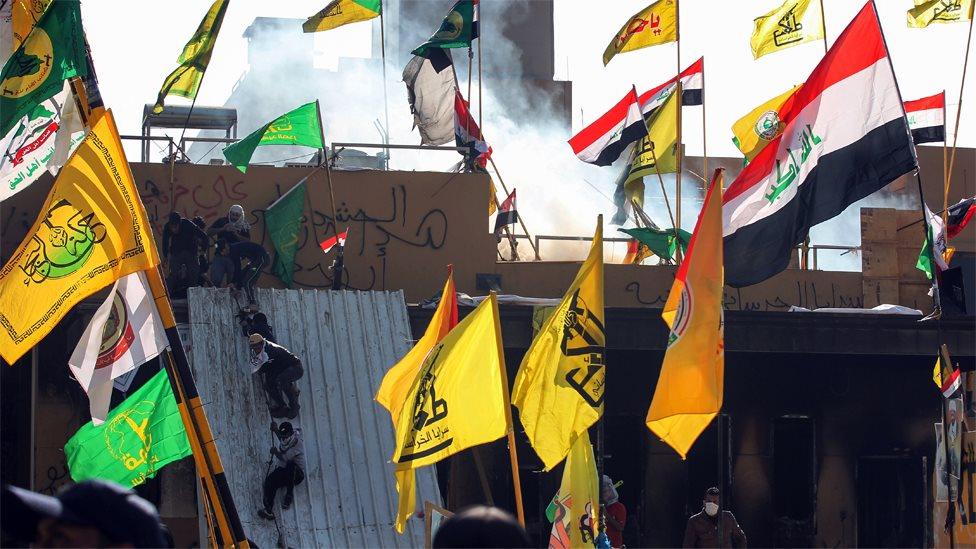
[
  {"xmin": 64, "ymin": 370, "xmax": 192, "ymax": 488},
  {"xmin": 222, "ymin": 102, "xmax": 324, "ymax": 173}
]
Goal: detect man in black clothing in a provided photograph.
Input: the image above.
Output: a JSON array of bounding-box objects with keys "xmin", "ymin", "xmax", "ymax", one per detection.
[
  {"xmin": 162, "ymin": 212, "xmax": 209, "ymax": 298},
  {"xmin": 230, "ymin": 241, "xmax": 269, "ymax": 311},
  {"xmin": 249, "ymin": 333, "xmax": 303, "ymax": 418},
  {"xmin": 683, "ymin": 487, "xmax": 747, "ymax": 548},
  {"xmin": 207, "ymin": 204, "xmax": 251, "ymax": 244},
  {"xmin": 258, "ymin": 422, "xmax": 305, "ymax": 520},
  {"xmin": 240, "ymin": 312, "xmax": 276, "ymax": 343}
]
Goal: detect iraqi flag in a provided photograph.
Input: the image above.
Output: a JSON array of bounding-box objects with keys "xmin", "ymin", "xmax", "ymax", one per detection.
[
  {"xmin": 494, "ymin": 189, "xmax": 518, "ymax": 237},
  {"xmin": 904, "ymin": 91, "xmax": 945, "ymax": 144},
  {"xmin": 723, "ymin": 1, "xmax": 917, "ymax": 287},
  {"xmin": 320, "ymin": 228, "xmax": 349, "ymax": 254},
  {"xmin": 455, "ymin": 90, "xmax": 492, "ymax": 169},
  {"xmin": 946, "ymin": 196, "xmax": 975, "ymax": 239},
  {"xmin": 68, "ymin": 271, "xmax": 169, "ymax": 424},
  {"xmin": 569, "ymin": 86, "xmax": 646, "ymax": 166},
  {"xmin": 638, "ymin": 57, "xmax": 705, "ymax": 115}
]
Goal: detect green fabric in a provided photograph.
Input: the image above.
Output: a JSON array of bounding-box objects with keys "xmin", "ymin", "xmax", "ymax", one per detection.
[
  {"xmin": 354, "ymin": 0, "xmax": 383, "ymax": 12},
  {"xmin": 64, "ymin": 370, "xmax": 192, "ymax": 488},
  {"xmin": 223, "ymin": 102, "xmax": 324, "ymax": 173},
  {"xmin": 265, "ymin": 181, "xmax": 307, "ymax": 288},
  {"xmin": 619, "ymin": 227, "xmax": 691, "ymax": 261},
  {"xmin": 0, "ymin": 0, "xmax": 87, "ymax": 137},
  {"xmin": 411, "ymin": 0, "xmax": 478, "ymax": 56},
  {"xmin": 916, "ymin": 232, "xmax": 934, "ymax": 280}
]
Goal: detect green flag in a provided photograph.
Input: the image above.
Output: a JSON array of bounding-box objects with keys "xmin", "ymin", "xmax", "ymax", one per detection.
[
  {"xmin": 222, "ymin": 102, "xmax": 324, "ymax": 173},
  {"xmin": 0, "ymin": 0, "xmax": 87, "ymax": 137},
  {"xmin": 411, "ymin": 0, "xmax": 479, "ymax": 56},
  {"xmin": 64, "ymin": 370, "xmax": 192, "ymax": 488},
  {"xmin": 618, "ymin": 227, "xmax": 691, "ymax": 262},
  {"xmin": 152, "ymin": 0, "xmax": 229, "ymax": 114},
  {"xmin": 265, "ymin": 181, "xmax": 307, "ymax": 288}
]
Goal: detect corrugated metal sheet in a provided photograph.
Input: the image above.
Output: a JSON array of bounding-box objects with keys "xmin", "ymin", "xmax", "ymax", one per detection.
[{"xmin": 186, "ymin": 287, "xmax": 441, "ymax": 548}]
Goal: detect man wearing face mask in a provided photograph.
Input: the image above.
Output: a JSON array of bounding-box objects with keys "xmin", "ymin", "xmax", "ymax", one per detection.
[{"xmin": 682, "ymin": 487, "xmax": 747, "ymax": 548}]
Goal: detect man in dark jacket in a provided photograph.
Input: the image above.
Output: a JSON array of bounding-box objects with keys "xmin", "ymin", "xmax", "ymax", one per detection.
[
  {"xmin": 249, "ymin": 334, "xmax": 303, "ymax": 418},
  {"xmin": 683, "ymin": 487, "xmax": 747, "ymax": 548},
  {"xmin": 230, "ymin": 241, "xmax": 270, "ymax": 312},
  {"xmin": 162, "ymin": 212, "xmax": 209, "ymax": 298},
  {"xmin": 258, "ymin": 422, "xmax": 305, "ymax": 520}
]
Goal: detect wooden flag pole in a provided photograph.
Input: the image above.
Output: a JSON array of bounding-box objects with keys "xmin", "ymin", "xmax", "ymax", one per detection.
[
  {"xmin": 315, "ymin": 100, "xmax": 341, "ymax": 242},
  {"xmin": 674, "ymin": 1, "xmax": 683, "ymax": 261},
  {"xmin": 945, "ymin": 8, "xmax": 973, "ymax": 217},
  {"xmin": 819, "ymin": 0, "xmax": 828, "ymax": 53},
  {"xmin": 943, "ymin": 90, "xmax": 949, "ymax": 226},
  {"xmin": 489, "ymin": 157, "xmax": 541, "ymax": 260},
  {"xmin": 477, "ymin": 1, "xmax": 483, "ymax": 130},
  {"xmin": 701, "ymin": 59, "xmax": 707, "ymax": 193},
  {"xmin": 489, "ymin": 292, "xmax": 526, "ymax": 528},
  {"xmin": 379, "ymin": 2, "xmax": 391, "ymax": 166},
  {"xmin": 649, "ymin": 145, "xmax": 678, "ymax": 236}
]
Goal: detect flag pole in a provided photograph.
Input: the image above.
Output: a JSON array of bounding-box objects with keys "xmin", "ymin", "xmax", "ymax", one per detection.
[
  {"xmin": 379, "ymin": 1, "xmax": 391, "ymax": 166},
  {"xmin": 489, "ymin": 292, "xmax": 526, "ymax": 527},
  {"xmin": 674, "ymin": 0, "xmax": 683, "ymax": 262},
  {"xmin": 477, "ymin": 0, "xmax": 483, "ymax": 130},
  {"xmin": 315, "ymin": 100, "xmax": 341, "ymax": 242},
  {"xmin": 701, "ymin": 59, "xmax": 707, "ymax": 194},
  {"xmin": 938, "ymin": 344, "xmax": 957, "ymax": 547},
  {"xmin": 945, "ymin": 7, "xmax": 973, "ymax": 218},
  {"xmin": 649, "ymin": 144, "xmax": 678, "ymax": 239},
  {"xmin": 943, "ymin": 90, "xmax": 949, "ymax": 226},
  {"xmin": 819, "ymin": 0, "xmax": 828, "ymax": 53}
]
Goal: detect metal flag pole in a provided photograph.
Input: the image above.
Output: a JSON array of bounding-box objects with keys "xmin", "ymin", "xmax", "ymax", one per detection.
[
  {"xmin": 701, "ymin": 58, "xmax": 707, "ymax": 192},
  {"xmin": 649, "ymin": 145, "xmax": 678, "ymax": 235},
  {"xmin": 477, "ymin": 0, "xmax": 483, "ymax": 130},
  {"xmin": 488, "ymin": 157, "xmax": 541, "ymax": 260},
  {"xmin": 943, "ymin": 90, "xmax": 949, "ymax": 226},
  {"xmin": 315, "ymin": 99, "xmax": 345, "ymax": 289},
  {"xmin": 379, "ymin": 1, "xmax": 391, "ymax": 165},
  {"xmin": 945, "ymin": 7, "xmax": 973, "ymax": 216},
  {"xmin": 937, "ymin": 343, "xmax": 957, "ymax": 548},
  {"xmin": 674, "ymin": 0, "xmax": 683, "ymax": 262},
  {"xmin": 819, "ymin": 0, "xmax": 828, "ymax": 53},
  {"xmin": 489, "ymin": 292, "xmax": 526, "ymax": 527}
]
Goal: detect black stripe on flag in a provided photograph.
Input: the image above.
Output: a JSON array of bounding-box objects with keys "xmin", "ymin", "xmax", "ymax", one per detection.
[
  {"xmin": 910, "ymin": 125, "xmax": 945, "ymax": 145},
  {"xmin": 592, "ymin": 120, "xmax": 647, "ymax": 167},
  {"xmin": 724, "ymin": 118, "xmax": 916, "ymax": 287},
  {"xmin": 494, "ymin": 210, "xmax": 518, "ymax": 234},
  {"xmin": 682, "ymin": 88, "xmax": 703, "ymax": 106}
]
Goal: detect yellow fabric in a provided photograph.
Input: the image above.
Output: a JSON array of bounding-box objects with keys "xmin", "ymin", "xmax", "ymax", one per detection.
[
  {"xmin": 750, "ymin": 0, "xmax": 824, "ymax": 59},
  {"xmin": 488, "ymin": 177, "xmax": 498, "ymax": 215},
  {"xmin": 549, "ymin": 431, "xmax": 600, "ymax": 548},
  {"xmin": 11, "ymin": 0, "xmax": 51, "ymax": 49},
  {"xmin": 376, "ymin": 269, "xmax": 456, "ymax": 424},
  {"xmin": 0, "ymin": 110, "xmax": 160, "ymax": 364},
  {"xmin": 603, "ymin": 0, "xmax": 677, "ymax": 65},
  {"xmin": 731, "ymin": 85, "xmax": 801, "ymax": 164},
  {"xmin": 391, "ymin": 292, "xmax": 506, "ymax": 463},
  {"xmin": 152, "ymin": 0, "xmax": 228, "ymax": 114},
  {"xmin": 393, "ymin": 465, "xmax": 416, "ymax": 533},
  {"xmin": 933, "ymin": 356, "xmax": 944, "ymax": 388},
  {"xmin": 626, "ymin": 88, "xmax": 679, "ymax": 191},
  {"xmin": 303, "ymin": 0, "xmax": 381, "ymax": 33},
  {"xmin": 908, "ymin": 0, "xmax": 973, "ymax": 27},
  {"xmin": 512, "ymin": 218, "xmax": 605, "ymax": 471},
  {"xmin": 646, "ymin": 172, "xmax": 724, "ymax": 459}
]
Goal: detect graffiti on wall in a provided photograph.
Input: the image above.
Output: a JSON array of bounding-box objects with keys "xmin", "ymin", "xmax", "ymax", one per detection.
[{"xmin": 623, "ymin": 279, "xmax": 864, "ymax": 311}]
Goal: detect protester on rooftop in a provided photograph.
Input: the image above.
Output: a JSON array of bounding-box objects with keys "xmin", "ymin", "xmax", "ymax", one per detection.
[
  {"xmin": 249, "ymin": 333, "xmax": 303, "ymax": 418},
  {"xmin": 1, "ymin": 479, "xmax": 169, "ymax": 548},
  {"xmin": 229, "ymin": 240, "xmax": 270, "ymax": 312},
  {"xmin": 683, "ymin": 487, "xmax": 747, "ymax": 548},
  {"xmin": 258, "ymin": 422, "xmax": 306, "ymax": 520},
  {"xmin": 162, "ymin": 211, "xmax": 209, "ymax": 299},
  {"xmin": 432, "ymin": 505, "xmax": 531, "ymax": 548},
  {"xmin": 208, "ymin": 204, "xmax": 251, "ymax": 244}
]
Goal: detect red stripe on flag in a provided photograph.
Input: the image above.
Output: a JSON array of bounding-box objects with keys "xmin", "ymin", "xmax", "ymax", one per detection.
[
  {"xmin": 904, "ymin": 91, "xmax": 945, "ymax": 113},
  {"xmin": 724, "ymin": 2, "xmax": 889, "ymax": 204},
  {"xmin": 637, "ymin": 57, "xmax": 704, "ymax": 105},
  {"xmin": 942, "ymin": 369, "xmax": 961, "ymax": 398},
  {"xmin": 320, "ymin": 229, "xmax": 348, "ymax": 254},
  {"xmin": 568, "ymin": 88, "xmax": 641, "ymax": 154}
]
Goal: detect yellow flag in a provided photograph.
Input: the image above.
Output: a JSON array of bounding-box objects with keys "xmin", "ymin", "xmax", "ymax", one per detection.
[
  {"xmin": 391, "ymin": 294, "xmax": 508, "ymax": 531},
  {"xmin": 11, "ymin": 0, "xmax": 51, "ymax": 49},
  {"xmin": 731, "ymin": 85, "xmax": 801, "ymax": 164},
  {"xmin": 750, "ymin": 0, "xmax": 824, "ymax": 60},
  {"xmin": 646, "ymin": 170, "xmax": 724, "ymax": 459},
  {"xmin": 547, "ymin": 431, "xmax": 599, "ymax": 549},
  {"xmin": 152, "ymin": 0, "xmax": 229, "ymax": 114},
  {"xmin": 908, "ymin": 0, "xmax": 973, "ymax": 27},
  {"xmin": 512, "ymin": 217, "xmax": 604, "ymax": 471},
  {"xmin": 303, "ymin": 0, "xmax": 382, "ymax": 33},
  {"xmin": 603, "ymin": 0, "xmax": 678, "ymax": 66},
  {"xmin": 376, "ymin": 266, "xmax": 457, "ymax": 425},
  {"xmin": 0, "ymin": 110, "xmax": 160, "ymax": 365},
  {"xmin": 624, "ymin": 88, "xmax": 679, "ymax": 213}
]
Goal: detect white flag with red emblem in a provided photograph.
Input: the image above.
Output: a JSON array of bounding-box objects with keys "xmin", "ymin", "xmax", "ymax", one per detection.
[{"xmin": 68, "ymin": 271, "xmax": 169, "ymax": 424}]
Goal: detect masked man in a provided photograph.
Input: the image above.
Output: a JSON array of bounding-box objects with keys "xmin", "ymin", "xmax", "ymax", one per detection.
[
  {"xmin": 683, "ymin": 487, "xmax": 747, "ymax": 548},
  {"xmin": 258, "ymin": 422, "xmax": 305, "ymax": 520}
]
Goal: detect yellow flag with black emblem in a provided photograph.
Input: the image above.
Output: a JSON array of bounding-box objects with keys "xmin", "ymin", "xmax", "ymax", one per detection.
[
  {"xmin": 0, "ymin": 110, "xmax": 160, "ymax": 365},
  {"xmin": 623, "ymin": 88, "xmax": 679, "ymax": 214},
  {"xmin": 603, "ymin": 0, "xmax": 678, "ymax": 66},
  {"xmin": 646, "ymin": 170, "xmax": 724, "ymax": 459},
  {"xmin": 391, "ymin": 293, "xmax": 508, "ymax": 532},
  {"xmin": 512, "ymin": 217, "xmax": 604, "ymax": 471},
  {"xmin": 750, "ymin": 0, "xmax": 824, "ymax": 59},
  {"xmin": 907, "ymin": 0, "xmax": 973, "ymax": 27},
  {"xmin": 731, "ymin": 84, "xmax": 801, "ymax": 164},
  {"xmin": 152, "ymin": 0, "xmax": 229, "ymax": 114}
]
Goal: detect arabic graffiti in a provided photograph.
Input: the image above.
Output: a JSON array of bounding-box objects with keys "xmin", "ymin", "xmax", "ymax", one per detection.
[
  {"xmin": 624, "ymin": 280, "xmax": 863, "ymax": 311},
  {"xmin": 766, "ymin": 124, "xmax": 822, "ymax": 203}
]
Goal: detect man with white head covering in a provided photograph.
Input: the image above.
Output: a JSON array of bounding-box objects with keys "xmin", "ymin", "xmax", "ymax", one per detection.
[{"xmin": 207, "ymin": 204, "xmax": 252, "ymax": 244}]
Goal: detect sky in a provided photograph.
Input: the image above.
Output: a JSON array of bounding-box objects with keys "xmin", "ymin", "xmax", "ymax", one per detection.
[{"xmin": 76, "ymin": 0, "xmax": 974, "ymax": 158}]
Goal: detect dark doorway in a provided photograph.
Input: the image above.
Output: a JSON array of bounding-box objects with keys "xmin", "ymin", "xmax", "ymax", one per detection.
[
  {"xmin": 773, "ymin": 416, "xmax": 817, "ymax": 546},
  {"xmin": 856, "ymin": 456, "xmax": 925, "ymax": 548}
]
